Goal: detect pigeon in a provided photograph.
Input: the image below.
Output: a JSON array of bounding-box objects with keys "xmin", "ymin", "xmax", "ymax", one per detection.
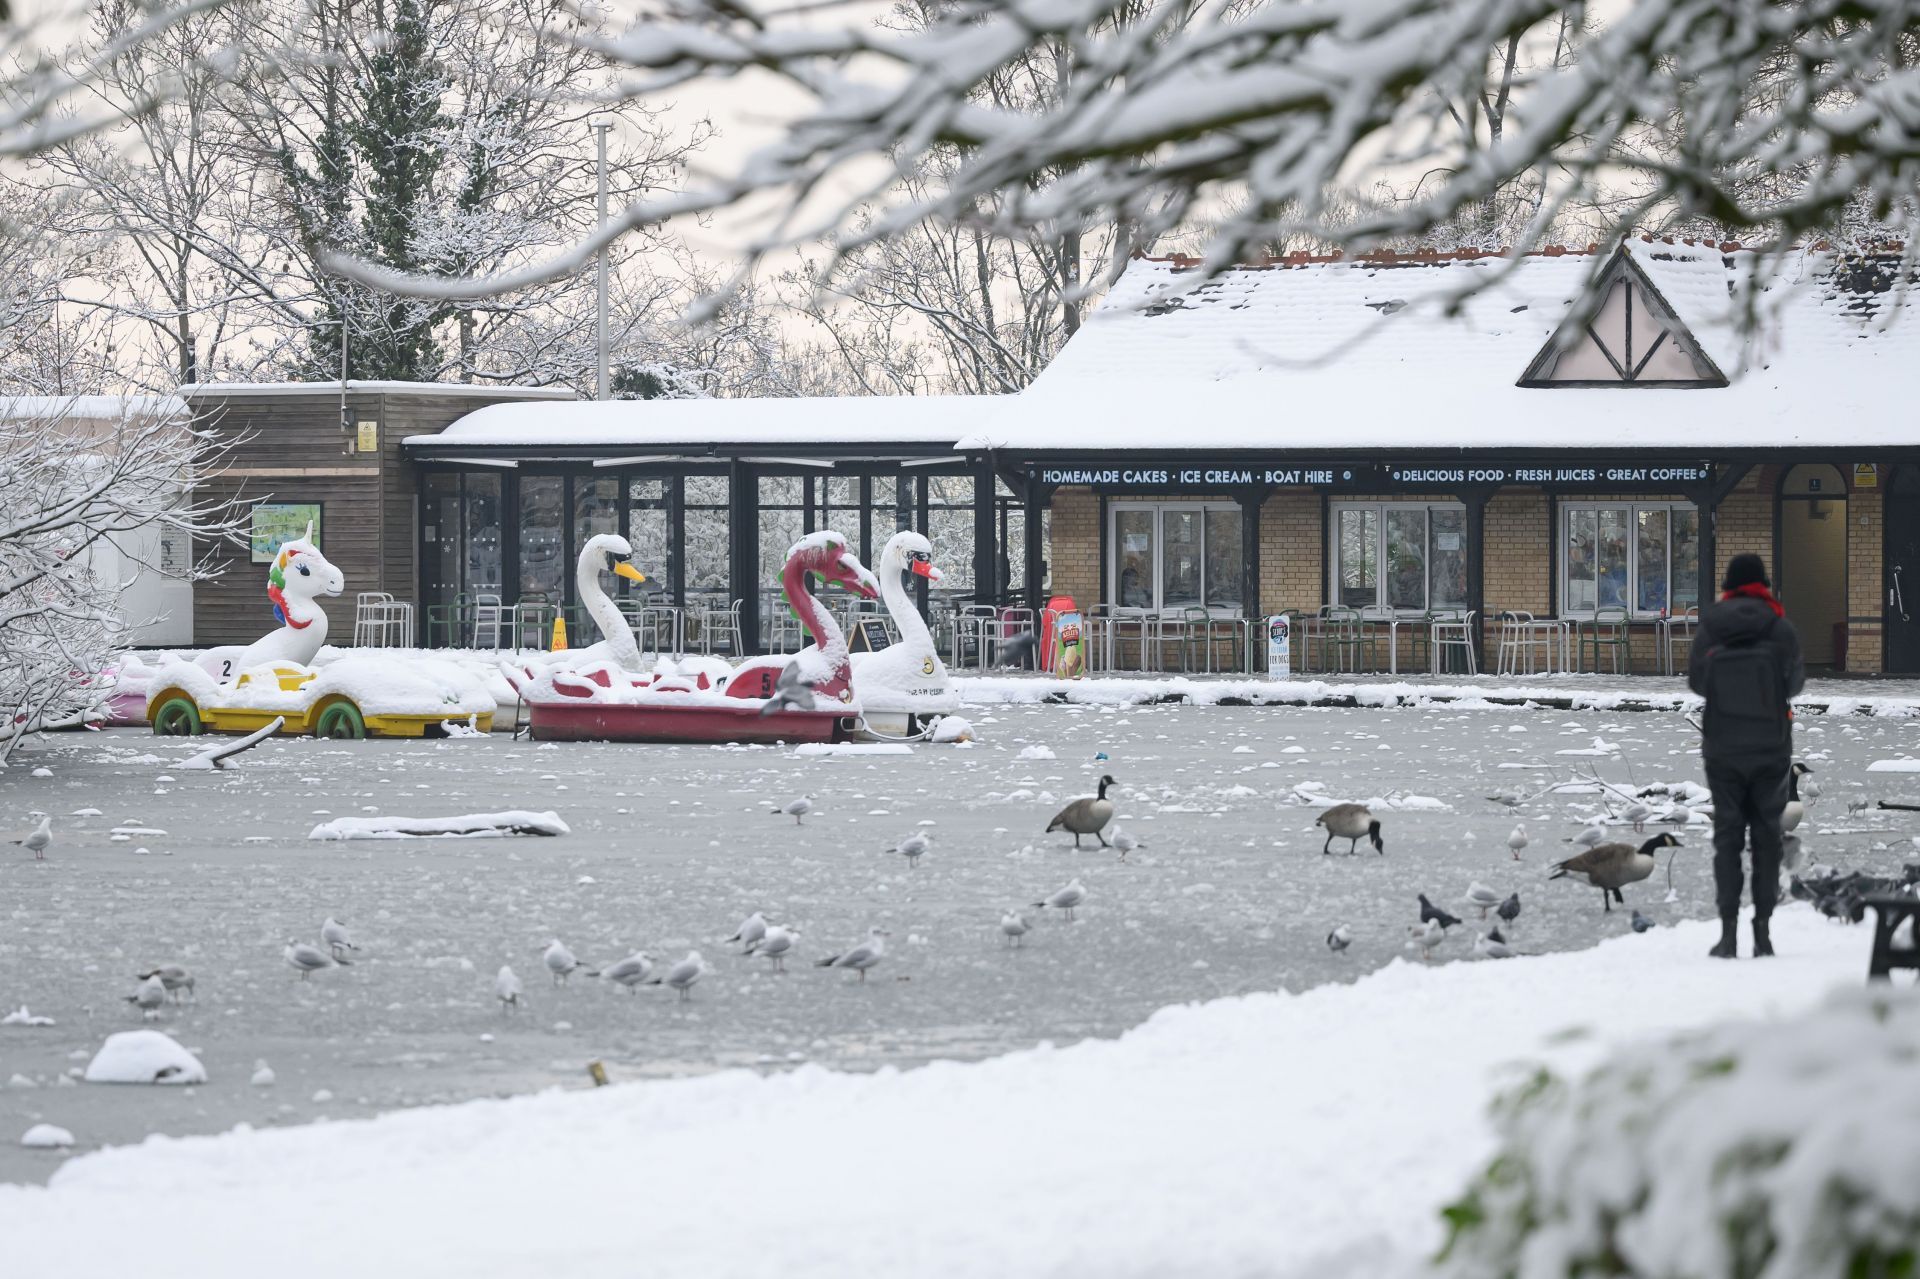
[
  {"xmin": 1000, "ymin": 911, "xmax": 1032, "ymax": 948},
  {"xmin": 13, "ymin": 812, "xmax": 51, "ymax": 861},
  {"xmin": 726, "ymin": 912, "xmax": 769, "ymax": 950},
  {"xmin": 998, "ymin": 631, "xmax": 1041, "ymax": 667},
  {"xmin": 748, "ymin": 926, "xmax": 799, "ymax": 971},
  {"xmin": 321, "ymin": 916, "xmax": 359, "ymax": 960},
  {"xmin": 1566, "ymin": 821, "xmax": 1607, "ymax": 849},
  {"xmin": 1473, "ymin": 928, "xmax": 1516, "ymax": 959},
  {"xmin": 284, "ymin": 941, "xmax": 335, "ymax": 979},
  {"xmin": 1630, "ymin": 910, "xmax": 1655, "ymax": 933},
  {"xmin": 1110, "ymin": 828, "xmax": 1145, "ymax": 861},
  {"xmin": 1464, "ymin": 882, "xmax": 1502, "ymax": 919},
  {"xmin": 1497, "ymin": 893, "xmax": 1522, "ymax": 928},
  {"xmin": 136, "ymin": 965, "xmax": 195, "ymax": 1003},
  {"xmin": 1405, "ymin": 919, "xmax": 1446, "ymax": 962},
  {"xmin": 1326, "ymin": 924, "xmax": 1353, "ymax": 954},
  {"xmin": 649, "ymin": 950, "xmax": 709, "ymax": 1000},
  {"xmin": 542, "ymin": 939, "xmax": 596, "ymax": 985},
  {"xmin": 601, "ymin": 952, "xmax": 654, "ymax": 993},
  {"xmin": 774, "ymin": 796, "xmax": 813, "ymax": 825},
  {"xmin": 1418, "ymin": 893, "xmax": 1462, "ymax": 930},
  {"xmin": 495, "ymin": 965, "xmax": 523, "ymax": 1011},
  {"xmin": 1035, "ymin": 878, "xmax": 1087, "ymax": 921},
  {"xmin": 758, "ymin": 661, "xmax": 818, "ymax": 716},
  {"xmin": 126, "ymin": 974, "xmax": 167, "ymax": 1019},
  {"xmin": 815, "ymin": 928, "xmax": 889, "ymax": 981},
  {"xmin": 894, "ymin": 833, "xmax": 930, "ymax": 868},
  {"xmin": 1507, "ymin": 824, "xmax": 1528, "ymax": 860},
  {"xmin": 1622, "ymin": 801, "xmax": 1653, "ymax": 833}
]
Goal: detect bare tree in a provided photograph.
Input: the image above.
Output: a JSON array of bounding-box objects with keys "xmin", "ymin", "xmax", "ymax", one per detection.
[{"xmin": 0, "ymin": 398, "xmax": 240, "ymax": 760}]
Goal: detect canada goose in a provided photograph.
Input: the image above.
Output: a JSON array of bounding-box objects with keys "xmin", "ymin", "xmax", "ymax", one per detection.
[
  {"xmin": 1048, "ymin": 776, "xmax": 1116, "ymax": 848},
  {"xmin": 1316, "ymin": 803, "xmax": 1383, "ymax": 856},
  {"xmin": 1783, "ymin": 762, "xmax": 1813, "ymax": 834},
  {"xmin": 1550, "ymin": 833, "xmax": 1679, "ymax": 911}
]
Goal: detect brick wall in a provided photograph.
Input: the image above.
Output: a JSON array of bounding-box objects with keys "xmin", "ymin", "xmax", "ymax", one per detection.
[
  {"xmin": 1260, "ymin": 490, "xmax": 1322, "ymax": 615},
  {"xmin": 1848, "ymin": 478, "xmax": 1884, "ymax": 673},
  {"xmin": 1048, "ymin": 486, "xmax": 1100, "ymax": 610}
]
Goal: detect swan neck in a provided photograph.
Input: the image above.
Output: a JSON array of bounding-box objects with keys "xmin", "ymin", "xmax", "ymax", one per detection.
[
  {"xmin": 878, "ymin": 551, "xmax": 935, "ymax": 648},
  {"xmin": 577, "ymin": 556, "xmax": 641, "ymax": 669}
]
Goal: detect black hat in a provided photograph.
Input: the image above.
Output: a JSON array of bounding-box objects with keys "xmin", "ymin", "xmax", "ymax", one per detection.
[{"xmin": 1722, "ymin": 553, "xmax": 1769, "ymax": 590}]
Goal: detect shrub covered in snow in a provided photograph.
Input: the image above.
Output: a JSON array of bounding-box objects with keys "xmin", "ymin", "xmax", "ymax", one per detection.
[{"xmin": 1435, "ymin": 986, "xmax": 1920, "ymax": 1279}]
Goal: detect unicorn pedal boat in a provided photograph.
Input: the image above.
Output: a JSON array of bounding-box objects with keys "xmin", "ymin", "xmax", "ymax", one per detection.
[{"xmin": 506, "ymin": 531, "xmax": 880, "ymax": 744}]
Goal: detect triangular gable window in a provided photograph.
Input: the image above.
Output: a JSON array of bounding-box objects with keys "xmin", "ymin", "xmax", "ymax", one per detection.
[{"xmin": 1519, "ymin": 254, "xmax": 1726, "ymax": 387}]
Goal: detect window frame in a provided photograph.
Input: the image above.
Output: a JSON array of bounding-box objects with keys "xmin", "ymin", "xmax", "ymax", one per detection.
[
  {"xmin": 1326, "ymin": 500, "xmax": 1469, "ymax": 615},
  {"xmin": 1558, "ymin": 500, "xmax": 1700, "ymax": 620},
  {"xmin": 1106, "ymin": 500, "xmax": 1245, "ymax": 616}
]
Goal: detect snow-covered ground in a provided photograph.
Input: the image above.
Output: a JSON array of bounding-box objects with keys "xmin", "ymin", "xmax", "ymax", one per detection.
[
  {"xmin": 1, "ymin": 702, "xmax": 1913, "ymax": 1214},
  {"xmin": 0, "ymin": 910, "xmax": 1875, "ymax": 1279}
]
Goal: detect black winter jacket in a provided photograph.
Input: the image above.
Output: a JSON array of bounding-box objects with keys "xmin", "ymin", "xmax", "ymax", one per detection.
[{"xmin": 1687, "ymin": 593, "xmax": 1806, "ymax": 763}]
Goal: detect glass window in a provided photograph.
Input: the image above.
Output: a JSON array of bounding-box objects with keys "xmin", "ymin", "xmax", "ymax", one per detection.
[
  {"xmin": 518, "ymin": 476, "xmax": 565, "ymax": 601},
  {"xmin": 758, "ymin": 475, "xmax": 806, "ymax": 586},
  {"xmin": 1561, "ymin": 502, "xmax": 1699, "ymax": 617},
  {"xmin": 1429, "ymin": 507, "xmax": 1467, "ymax": 609},
  {"xmin": 1204, "ymin": 509, "xmax": 1242, "ymax": 610},
  {"xmin": 1115, "ymin": 510, "xmax": 1155, "ymax": 609},
  {"xmin": 684, "ymin": 474, "xmax": 729, "ymax": 595},
  {"xmin": 1635, "ymin": 508, "xmax": 1668, "ymax": 614},
  {"xmin": 1333, "ymin": 503, "xmax": 1468, "ymax": 611},
  {"xmin": 572, "ymin": 478, "xmax": 621, "ymax": 596},
  {"xmin": 924, "ymin": 475, "xmax": 974, "ymax": 595},
  {"xmin": 1337, "ymin": 507, "xmax": 1379, "ymax": 608},
  {"xmin": 422, "ymin": 473, "xmax": 460, "ymax": 610},
  {"xmin": 1385, "ymin": 508, "xmax": 1427, "ymax": 610},
  {"xmin": 465, "ymin": 473, "xmax": 502, "ymax": 596},
  {"xmin": 1162, "ymin": 510, "xmax": 1202, "ymax": 609},
  {"xmin": 626, "ymin": 478, "xmax": 668, "ymax": 590}
]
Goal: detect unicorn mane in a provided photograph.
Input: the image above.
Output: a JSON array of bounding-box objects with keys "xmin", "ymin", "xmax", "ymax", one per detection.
[{"xmin": 267, "ymin": 521, "xmax": 317, "ymax": 628}]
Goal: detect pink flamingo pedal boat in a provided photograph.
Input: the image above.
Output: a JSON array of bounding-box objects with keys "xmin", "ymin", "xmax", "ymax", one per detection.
[{"xmin": 505, "ymin": 532, "xmax": 880, "ymax": 744}]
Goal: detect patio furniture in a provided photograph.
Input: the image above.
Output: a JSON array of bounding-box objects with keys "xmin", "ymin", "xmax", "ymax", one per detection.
[
  {"xmin": 1495, "ymin": 610, "xmax": 1567, "ymax": 675},
  {"xmin": 351, "ymin": 592, "xmax": 414, "ymax": 648},
  {"xmin": 509, "ymin": 596, "xmax": 557, "ymax": 652},
  {"xmin": 1867, "ymin": 896, "xmax": 1920, "ymax": 981},
  {"xmin": 1429, "ymin": 609, "xmax": 1478, "ymax": 676},
  {"xmin": 1659, "ymin": 607, "xmax": 1698, "ymax": 675},
  {"xmin": 691, "ymin": 598, "xmax": 745, "ymax": 657},
  {"xmin": 1319, "ymin": 606, "xmax": 1365, "ymax": 673},
  {"xmin": 425, "ymin": 593, "xmax": 469, "ymax": 649},
  {"xmin": 1582, "ymin": 606, "xmax": 1632, "ymax": 674},
  {"xmin": 469, "ymin": 593, "xmax": 505, "ymax": 649}
]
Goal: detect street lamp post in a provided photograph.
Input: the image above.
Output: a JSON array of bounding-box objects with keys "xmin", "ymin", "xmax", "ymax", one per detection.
[{"xmin": 591, "ymin": 116, "xmax": 613, "ymax": 402}]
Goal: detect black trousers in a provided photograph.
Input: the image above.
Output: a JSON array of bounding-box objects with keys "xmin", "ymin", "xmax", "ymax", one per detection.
[{"xmin": 1704, "ymin": 757, "xmax": 1790, "ymax": 920}]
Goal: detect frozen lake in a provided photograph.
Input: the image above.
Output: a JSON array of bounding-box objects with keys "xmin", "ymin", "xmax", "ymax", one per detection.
[{"xmin": 4, "ymin": 702, "xmax": 1916, "ymax": 1183}]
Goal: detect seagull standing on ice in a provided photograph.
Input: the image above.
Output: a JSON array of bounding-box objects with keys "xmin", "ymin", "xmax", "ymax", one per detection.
[
  {"xmin": 894, "ymin": 833, "xmax": 930, "ymax": 868},
  {"xmin": 726, "ymin": 912, "xmax": 769, "ymax": 951},
  {"xmin": 1566, "ymin": 821, "xmax": 1607, "ymax": 849},
  {"xmin": 14, "ymin": 813, "xmax": 51, "ymax": 861},
  {"xmin": 649, "ymin": 950, "xmax": 708, "ymax": 1000},
  {"xmin": 1035, "ymin": 878, "xmax": 1087, "ymax": 921},
  {"xmin": 1405, "ymin": 919, "xmax": 1446, "ymax": 963},
  {"xmin": 1111, "ymin": 829, "xmax": 1145, "ymax": 861},
  {"xmin": 1622, "ymin": 801, "xmax": 1653, "ymax": 834},
  {"xmin": 126, "ymin": 974, "xmax": 167, "ymax": 1019},
  {"xmin": 748, "ymin": 926, "xmax": 799, "ymax": 971},
  {"xmin": 816, "ymin": 928, "xmax": 889, "ymax": 981},
  {"xmin": 1473, "ymin": 928, "xmax": 1516, "ymax": 960},
  {"xmin": 136, "ymin": 965, "xmax": 194, "ymax": 1003},
  {"xmin": 1464, "ymin": 882, "xmax": 1502, "ymax": 919},
  {"xmin": 284, "ymin": 941, "xmax": 336, "ymax": 979},
  {"xmin": 495, "ymin": 965, "xmax": 523, "ymax": 1011},
  {"xmin": 542, "ymin": 939, "xmax": 595, "ymax": 985},
  {"xmin": 1000, "ymin": 912, "xmax": 1032, "ymax": 947},
  {"xmin": 1507, "ymin": 825, "xmax": 1528, "ymax": 860},
  {"xmin": 601, "ymin": 952, "xmax": 654, "ymax": 993},
  {"xmin": 775, "ymin": 797, "xmax": 813, "ymax": 825},
  {"xmin": 321, "ymin": 916, "xmax": 359, "ymax": 960},
  {"xmin": 1326, "ymin": 924, "xmax": 1353, "ymax": 954}
]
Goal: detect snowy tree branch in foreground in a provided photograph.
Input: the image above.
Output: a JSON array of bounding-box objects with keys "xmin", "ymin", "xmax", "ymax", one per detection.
[
  {"xmin": 0, "ymin": 400, "xmax": 241, "ymax": 762},
  {"xmin": 328, "ymin": 0, "xmax": 1920, "ymax": 310}
]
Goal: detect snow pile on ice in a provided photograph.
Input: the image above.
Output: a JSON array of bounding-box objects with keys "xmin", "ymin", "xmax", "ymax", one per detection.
[
  {"xmin": 790, "ymin": 743, "xmax": 913, "ymax": 757},
  {"xmin": 1, "ymin": 910, "xmax": 1867, "ymax": 1279},
  {"xmin": 929, "ymin": 715, "xmax": 974, "ymax": 742},
  {"xmin": 20, "ymin": 1124, "xmax": 74, "ymax": 1149},
  {"xmin": 1867, "ymin": 758, "xmax": 1920, "ymax": 772},
  {"xmin": 1437, "ymin": 985, "xmax": 1920, "ymax": 1279},
  {"xmin": 81, "ymin": 1031, "xmax": 206, "ymax": 1085},
  {"xmin": 308, "ymin": 811, "xmax": 570, "ymax": 840},
  {"xmin": 1016, "ymin": 744, "xmax": 1056, "ymax": 760}
]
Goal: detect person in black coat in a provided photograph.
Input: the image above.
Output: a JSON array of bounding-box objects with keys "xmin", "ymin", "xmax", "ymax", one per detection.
[{"xmin": 1687, "ymin": 553, "xmax": 1806, "ymax": 959}]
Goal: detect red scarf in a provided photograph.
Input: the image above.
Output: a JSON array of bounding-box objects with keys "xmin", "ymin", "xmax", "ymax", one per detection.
[{"xmin": 1721, "ymin": 581, "xmax": 1785, "ymax": 617}]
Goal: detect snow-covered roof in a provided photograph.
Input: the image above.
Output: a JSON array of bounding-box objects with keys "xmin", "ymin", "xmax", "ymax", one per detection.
[
  {"xmin": 181, "ymin": 381, "xmax": 576, "ymax": 400},
  {"xmin": 0, "ymin": 394, "xmax": 189, "ymax": 421},
  {"xmin": 960, "ymin": 242, "xmax": 1920, "ymax": 453},
  {"xmin": 410, "ymin": 394, "xmax": 997, "ymax": 453}
]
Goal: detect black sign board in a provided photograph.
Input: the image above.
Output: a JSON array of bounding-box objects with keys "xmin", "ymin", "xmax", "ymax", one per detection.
[
  {"xmin": 1032, "ymin": 460, "xmax": 1713, "ymax": 493},
  {"xmin": 1035, "ymin": 465, "xmax": 1367, "ymax": 489},
  {"xmin": 1382, "ymin": 463, "xmax": 1713, "ymax": 490},
  {"xmin": 851, "ymin": 618, "xmax": 893, "ymax": 653}
]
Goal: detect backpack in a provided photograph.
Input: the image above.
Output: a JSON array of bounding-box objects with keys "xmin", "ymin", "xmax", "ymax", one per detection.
[{"xmin": 1703, "ymin": 615, "xmax": 1788, "ymax": 755}]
